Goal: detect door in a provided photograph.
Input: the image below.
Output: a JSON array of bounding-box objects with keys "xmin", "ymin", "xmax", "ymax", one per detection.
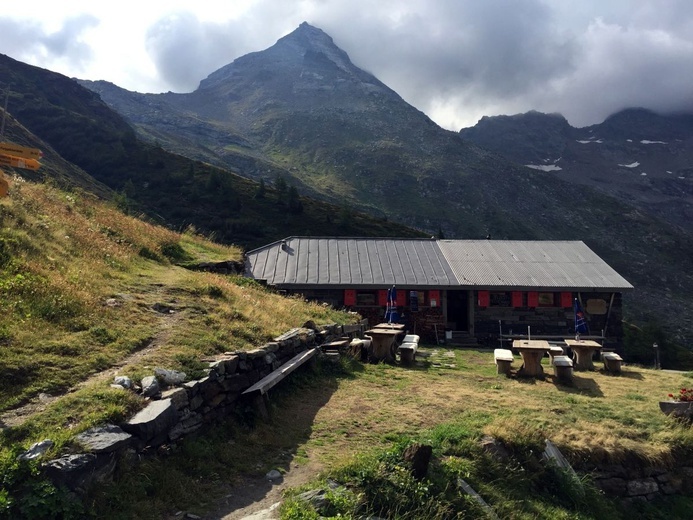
[{"xmin": 446, "ymin": 290, "xmax": 469, "ymax": 331}]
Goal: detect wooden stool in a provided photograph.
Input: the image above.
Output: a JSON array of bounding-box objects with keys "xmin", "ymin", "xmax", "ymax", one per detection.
[
  {"xmin": 494, "ymin": 348, "xmax": 514, "ymax": 375},
  {"xmin": 602, "ymin": 352, "xmax": 623, "ymax": 373},
  {"xmin": 553, "ymin": 355, "xmax": 573, "ymax": 383}
]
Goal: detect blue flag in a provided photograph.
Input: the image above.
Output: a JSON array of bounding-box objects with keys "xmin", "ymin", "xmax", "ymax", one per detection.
[
  {"xmin": 574, "ymin": 298, "xmax": 588, "ymax": 334},
  {"xmin": 385, "ymin": 285, "xmax": 399, "ymax": 323}
]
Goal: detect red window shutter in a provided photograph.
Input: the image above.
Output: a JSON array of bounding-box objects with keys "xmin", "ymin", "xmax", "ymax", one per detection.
[
  {"xmin": 344, "ymin": 289, "xmax": 356, "ymax": 306},
  {"xmin": 512, "ymin": 291, "xmax": 523, "ymax": 308},
  {"xmin": 478, "ymin": 290, "xmax": 490, "ymax": 308},
  {"xmin": 396, "ymin": 290, "xmax": 407, "ymax": 306},
  {"xmin": 527, "ymin": 291, "xmax": 539, "ymax": 308},
  {"xmin": 428, "ymin": 290, "xmax": 440, "ymax": 307},
  {"xmin": 378, "ymin": 290, "xmax": 388, "ymax": 306},
  {"xmin": 560, "ymin": 292, "xmax": 572, "ymax": 308}
]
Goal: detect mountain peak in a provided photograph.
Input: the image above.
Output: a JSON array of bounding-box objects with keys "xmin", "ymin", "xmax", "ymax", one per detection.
[
  {"xmin": 273, "ymin": 22, "xmax": 353, "ymax": 72},
  {"xmin": 197, "ymin": 22, "xmax": 371, "ymax": 93}
]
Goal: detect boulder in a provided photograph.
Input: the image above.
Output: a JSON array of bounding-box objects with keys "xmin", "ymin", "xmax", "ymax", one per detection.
[
  {"xmin": 121, "ymin": 399, "xmax": 178, "ymax": 442},
  {"xmin": 76, "ymin": 424, "xmax": 132, "ymax": 453},
  {"xmin": 113, "ymin": 376, "xmax": 133, "ymax": 389},
  {"xmin": 43, "ymin": 453, "xmax": 116, "ymax": 493},
  {"xmin": 17, "ymin": 439, "xmax": 54, "ymax": 461},
  {"xmin": 154, "ymin": 367, "xmax": 186, "ymax": 386},
  {"xmin": 141, "ymin": 375, "xmax": 160, "ymax": 398}
]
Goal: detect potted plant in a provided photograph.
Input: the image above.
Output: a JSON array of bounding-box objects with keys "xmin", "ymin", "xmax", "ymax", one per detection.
[{"xmin": 660, "ymin": 388, "xmax": 693, "ymax": 419}]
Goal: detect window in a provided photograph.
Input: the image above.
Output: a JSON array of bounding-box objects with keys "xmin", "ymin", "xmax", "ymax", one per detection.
[
  {"xmin": 538, "ymin": 292, "xmax": 555, "ymax": 307},
  {"xmin": 356, "ymin": 291, "xmax": 377, "ymax": 306},
  {"xmin": 490, "ymin": 292, "xmax": 511, "ymax": 307}
]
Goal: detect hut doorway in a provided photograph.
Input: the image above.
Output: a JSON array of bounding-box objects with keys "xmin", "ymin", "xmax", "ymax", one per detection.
[{"xmin": 446, "ymin": 290, "xmax": 469, "ymax": 332}]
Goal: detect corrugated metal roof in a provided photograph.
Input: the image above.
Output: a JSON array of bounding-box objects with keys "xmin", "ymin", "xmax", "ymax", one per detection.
[
  {"xmin": 245, "ymin": 237, "xmax": 457, "ymax": 287},
  {"xmin": 437, "ymin": 240, "xmax": 633, "ymax": 289},
  {"xmin": 245, "ymin": 237, "xmax": 633, "ymax": 290}
]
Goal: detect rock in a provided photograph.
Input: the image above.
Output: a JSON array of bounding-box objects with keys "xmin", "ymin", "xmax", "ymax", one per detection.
[
  {"xmin": 597, "ymin": 477, "xmax": 627, "ymax": 497},
  {"xmin": 141, "ymin": 375, "xmax": 161, "ymax": 398},
  {"xmin": 155, "ymin": 368, "xmax": 186, "ymax": 386},
  {"xmin": 43, "ymin": 453, "xmax": 117, "ymax": 493},
  {"xmin": 114, "ymin": 376, "xmax": 133, "ymax": 389},
  {"xmin": 402, "ymin": 443, "xmax": 432, "ymax": 480},
  {"xmin": 121, "ymin": 399, "xmax": 178, "ymax": 442},
  {"xmin": 266, "ymin": 469, "xmax": 283, "ymax": 481},
  {"xmin": 17, "ymin": 439, "xmax": 54, "ymax": 461},
  {"xmin": 480, "ymin": 435, "xmax": 510, "ymax": 462},
  {"xmin": 627, "ymin": 478, "xmax": 659, "ymax": 497},
  {"xmin": 75, "ymin": 424, "xmax": 132, "ymax": 453},
  {"xmin": 298, "ymin": 489, "xmax": 329, "ymax": 511},
  {"xmin": 161, "ymin": 387, "xmax": 189, "ymax": 410}
]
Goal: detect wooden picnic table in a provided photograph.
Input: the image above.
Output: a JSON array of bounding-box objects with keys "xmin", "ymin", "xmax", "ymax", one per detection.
[
  {"xmin": 513, "ymin": 339, "xmax": 551, "ymax": 378},
  {"xmin": 373, "ymin": 322, "xmax": 406, "ymax": 331},
  {"xmin": 564, "ymin": 339, "xmax": 602, "ymax": 371},
  {"xmin": 365, "ymin": 328, "xmax": 401, "ymax": 362}
]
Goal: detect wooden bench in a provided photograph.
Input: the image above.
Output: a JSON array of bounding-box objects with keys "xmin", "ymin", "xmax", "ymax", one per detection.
[
  {"xmin": 552, "ymin": 355, "xmax": 573, "ymax": 383},
  {"xmin": 347, "ymin": 337, "xmax": 372, "ymax": 361},
  {"xmin": 494, "ymin": 348, "xmax": 514, "ymax": 375},
  {"xmin": 242, "ymin": 347, "xmax": 319, "ymax": 419},
  {"xmin": 398, "ymin": 341, "xmax": 418, "ymax": 364},
  {"xmin": 403, "ymin": 334, "xmax": 420, "ymax": 344},
  {"xmin": 602, "ymin": 351, "xmax": 623, "ymax": 373}
]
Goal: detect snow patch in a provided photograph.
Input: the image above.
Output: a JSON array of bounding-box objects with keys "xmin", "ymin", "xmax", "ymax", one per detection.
[
  {"xmin": 640, "ymin": 140, "xmax": 667, "ymax": 144},
  {"xmin": 526, "ymin": 164, "xmax": 562, "ymax": 172},
  {"xmin": 666, "ymin": 170, "xmax": 673, "ymax": 174},
  {"xmin": 576, "ymin": 138, "xmax": 603, "ymax": 144},
  {"xmin": 626, "ymin": 139, "xmax": 633, "ymax": 142},
  {"xmin": 618, "ymin": 161, "xmax": 640, "ymax": 168},
  {"xmin": 640, "ymin": 172, "xmax": 647, "ymax": 176}
]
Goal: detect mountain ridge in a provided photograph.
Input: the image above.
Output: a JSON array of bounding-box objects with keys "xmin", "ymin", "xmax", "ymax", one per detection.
[
  {"xmin": 6, "ymin": 24, "xmax": 693, "ymax": 343},
  {"xmin": 460, "ymin": 108, "xmax": 693, "ymax": 232}
]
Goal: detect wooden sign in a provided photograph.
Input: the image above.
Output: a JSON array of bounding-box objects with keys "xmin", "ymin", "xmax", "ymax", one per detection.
[
  {"xmin": 0, "ymin": 153, "xmax": 41, "ymax": 171},
  {"xmin": 0, "ymin": 142, "xmax": 42, "ymax": 160},
  {"xmin": 0, "ymin": 170, "xmax": 8, "ymax": 197}
]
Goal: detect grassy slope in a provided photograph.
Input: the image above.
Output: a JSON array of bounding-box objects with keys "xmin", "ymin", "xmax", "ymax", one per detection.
[
  {"xmin": 88, "ymin": 348, "xmax": 693, "ymax": 519},
  {"xmin": 0, "ymin": 179, "xmax": 355, "ymax": 454}
]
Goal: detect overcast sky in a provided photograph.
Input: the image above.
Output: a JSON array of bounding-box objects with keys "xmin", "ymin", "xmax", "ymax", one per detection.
[{"xmin": 1, "ymin": 0, "xmax": 692, "ymax": 129}]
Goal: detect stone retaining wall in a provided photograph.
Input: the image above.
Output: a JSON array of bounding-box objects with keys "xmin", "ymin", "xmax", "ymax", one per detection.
[
  {"xmin": 41, "ymin": 323, "xmax": 362, "ymax": 494},
  {"xmin": 37, "ymin": 322, "xmax": 692, "ymax": 505},
  {"xmin": 580, "ymin": 458, "xmax": 693, "ymax": 503}
]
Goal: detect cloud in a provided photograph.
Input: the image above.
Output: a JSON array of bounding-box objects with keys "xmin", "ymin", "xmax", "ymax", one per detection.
[
  {"xmin": 5, "ymin": 1, "xmax": 692, "ymax": 129},
  {"xmin": 305, "ymin": 0, "xmax": 693, "ymax": 128},
  {"xmin": 532, "ymin": 18, "xmax": 693, "ymax": 126},
  {"xmin": 0, "ymin": 15, "xmax": 98, "ymax": 72},
  {"xmin": 145, "ymin": 2, "xmax": 299, "ymax": 91}
]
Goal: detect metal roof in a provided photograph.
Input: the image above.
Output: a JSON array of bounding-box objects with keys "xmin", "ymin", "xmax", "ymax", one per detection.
[
  {"xmin": 245, "ymin": 237, "xmax": 633, "ymax": 291},
  {"xmin": 245, "ymin": 237, "xmax": 457, "ymax": 288},
  {"xmin": 437, "ymin": 240, "xmax": 633, "ymax": 290}
]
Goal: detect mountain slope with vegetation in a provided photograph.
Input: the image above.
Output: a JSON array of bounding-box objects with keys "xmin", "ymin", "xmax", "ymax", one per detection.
[
  {"xmin": 78, "ymin": 24, "xmax": 693, "ymax": 344},
  {"xmin": 460, "ymin": 109, "xmax": 693, "ymax": 233},
  {"xmin": 0, "ymin": 53, "xmax": 425, "ymax": 250}
]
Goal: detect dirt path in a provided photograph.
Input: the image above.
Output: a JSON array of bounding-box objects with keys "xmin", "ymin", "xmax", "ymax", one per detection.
[
  {"xmin": 0, "ymin": 290, "xmax": 185, "ymax": 430},
  {"xmin": 201, "ymin": 460, "xmax": 323, "ymax": 520}
]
